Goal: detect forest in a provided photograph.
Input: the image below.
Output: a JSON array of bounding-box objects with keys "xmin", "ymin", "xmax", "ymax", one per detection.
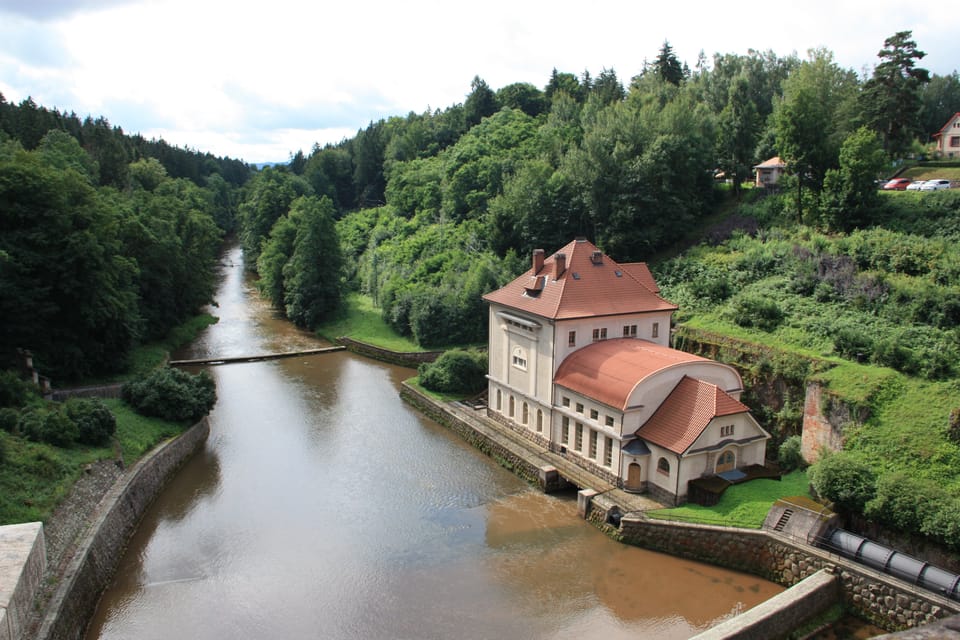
[{"xmin": 2, "ymin": 32, "xmax": 960, "ymax": 545}]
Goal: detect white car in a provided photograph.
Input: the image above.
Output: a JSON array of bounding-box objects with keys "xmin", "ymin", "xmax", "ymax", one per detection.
[
  {"xmin": 920, "ymin": 179, "xmax": 951, "ymax": 191},
  {"xmin": 905, "ymin": 180, "xmax": 925, "ymax": 191}
]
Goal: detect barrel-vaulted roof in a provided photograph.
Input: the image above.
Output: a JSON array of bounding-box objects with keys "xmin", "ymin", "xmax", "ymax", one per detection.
[
  {"xmin": 636, "ymin": 376, "xmax": 750, "ymax": 454},
  {"xmin": 482, "ymin": 238, "xmax": 676, "ymax": 320},
  {"xmin": 553, "ymin": 338, "xmax": 710, "ymax": 411}
]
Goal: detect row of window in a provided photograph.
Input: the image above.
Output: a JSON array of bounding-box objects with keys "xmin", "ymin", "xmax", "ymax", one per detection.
[
  {"xmin": 720, "ymin": 424, "xmax": 735, "ymax": 437},
  {"xmin": 560, "ymin": 417, "xmax": 615, "ymax": 467},
  {"xmin": 560, "ymin": 396, "xmax": 617, "ymax": 429},
  {"xmin": 496, "ymin": 391, "xmax": 544, "ymax": 433},
  {"xmin": 567, "ymin": 322, "xmax": 659, "ymax": 346}
]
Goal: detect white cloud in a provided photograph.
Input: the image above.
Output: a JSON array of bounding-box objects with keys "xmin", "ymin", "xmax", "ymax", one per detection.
[{"xmin": 1, "ymin": 0, "xmax": 958, "ymax": 163}]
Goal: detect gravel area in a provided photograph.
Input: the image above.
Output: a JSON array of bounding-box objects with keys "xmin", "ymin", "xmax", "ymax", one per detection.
[{"xmin": 22, "ymin": 459, "xmax": 125, "ymax": 639}]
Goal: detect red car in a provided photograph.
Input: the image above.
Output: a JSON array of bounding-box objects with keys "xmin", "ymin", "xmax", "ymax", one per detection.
[{"xmin": 882, "ymin": 178, "xmax": 912, "ymax": 190}]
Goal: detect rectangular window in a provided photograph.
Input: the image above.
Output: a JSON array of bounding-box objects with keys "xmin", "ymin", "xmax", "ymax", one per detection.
[
  {"xmin": 589, "ymin": 408, "xmax": 598, "ymax": 420},
  {"xmin": 575, "ymin": 423, "xmax": 583, "ymax": 451},
  {"xmin": 561, "ymin": 417, "xmax": 569, "ymax": 444},
  {"xmin": 604, "ymin": 437, "xmax": 613, "ymax": 466},
  {"xmin": 720, "ymin": 424, "xmax": 735, "ymax": 437},
  {"xmin": 652, "ymin": 322, "xmax": 659, "ymax": 339},
  {"xmin": 589, "ymin": 430, "xmax": 598, "ymax": 459},
  {"xmin": 622, "ymin": 324, "xmax": 637, "ymax": 337},
  {"xmin": 623, "ymin": 325, "xmax": 630, "ymax": 337},
  {"xmin": 512, "ymin": 354, "xmax": 526, "ymax": 369},
  {"xmin": 575, "ymin": 402, "xmax": 584, "ymax": 414},
  {"xmin": 951, "ymin": 136, "xmax": 960, "ymax": 148},
  {"xmin": 562, "ymin": 396, "xmax": 570, "ymax": 407},
  {"xmin": 568, "ymin": 330, "xmax": 576, "ymax": 347},
  {"xmin": 592, "ymin": 328, "xmax": 607, "ymax": 342},
  {"xmin": 605, "ymin": 416, "xmax": 615, "ymax": 428}
]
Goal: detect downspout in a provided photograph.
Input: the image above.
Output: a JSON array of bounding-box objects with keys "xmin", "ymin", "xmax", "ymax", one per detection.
[{"xmin": 674, "ymin": 452, "xmax": 682, "ymax": 506}]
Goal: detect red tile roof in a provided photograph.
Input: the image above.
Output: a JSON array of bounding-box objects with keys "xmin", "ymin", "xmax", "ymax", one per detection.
[
  {"xmin": 753, "ymin": 156, "xmax": 785, "ymax": 169},
  {"xmin": 636, "ymin": 376, "xmax": 750, "ymax": 454},
  {"xmin": 553, "ymin": 339, "xmax": 710, "ymax": 410},
  {"xmin": 482, "ymin": 239, "xmax": 677, "ymax": 320},
  {"xmin": 933, "ymin": 113, "xmax": 960, "ymax": 139}
]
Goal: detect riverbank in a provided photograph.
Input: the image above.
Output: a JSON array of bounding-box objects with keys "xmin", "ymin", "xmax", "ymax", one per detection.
[{"xmin": 22, "ymin": 417, "xmax": 209, "ymax": 640}]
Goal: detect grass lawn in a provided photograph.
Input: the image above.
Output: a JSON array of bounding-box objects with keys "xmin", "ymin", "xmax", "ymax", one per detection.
[
  {"xmin": 646, "ymin": 470, "xmax": 811, "ymax": 529},
  {"xmin": 315, "ymin": 292, "xmax": 423, "ymax": 352},
  {"xmin": 0, "ymin": 399, "xmax": 187, "ymax": 525},
  {"xmin": 899, "ymin": 166, "xmax": 960, "ymax": 181}
]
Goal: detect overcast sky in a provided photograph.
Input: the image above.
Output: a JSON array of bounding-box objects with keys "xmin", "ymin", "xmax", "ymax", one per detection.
[{"xmin": 2, "ymin": 0, "xmax": 958, "ymax": 164}]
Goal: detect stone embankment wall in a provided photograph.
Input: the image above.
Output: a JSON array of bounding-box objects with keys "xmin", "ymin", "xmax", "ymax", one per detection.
[
  {"xmin": 49, "ymin": 384, "xmax": 124, "ymax": 402},
  {"xmin": 336, "ymin": 337, "xmax": 443, "ymax": 367},
  {"xmin": 399, "ymin": 384, "xmax": 542, "ymax": 487},
  {"xmin": 608, "ymin": 514, "xmax": 959, "ymax": 633},
  {"xmin": 35, "ymin": 417, "xmax": 210, "ymax": 640}
]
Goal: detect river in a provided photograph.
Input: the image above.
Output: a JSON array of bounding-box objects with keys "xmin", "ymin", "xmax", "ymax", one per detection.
[{"xmin": 84, "ymin": 244, "xmax": 785, "ymax": 639}]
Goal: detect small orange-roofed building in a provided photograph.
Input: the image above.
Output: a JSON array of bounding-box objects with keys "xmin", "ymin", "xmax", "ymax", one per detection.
[{"xmin": 482, "ymin": 238, "xmax": 769, "ymax": 505}]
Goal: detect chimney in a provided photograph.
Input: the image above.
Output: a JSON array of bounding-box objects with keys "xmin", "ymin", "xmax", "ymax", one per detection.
[
  {"xmin": 554, "ymin": 252, "xmax": 567, "ymax": 279},
  {"xmin": 532, "ymin": 249, "xmax": 544, "ymax": 274}
]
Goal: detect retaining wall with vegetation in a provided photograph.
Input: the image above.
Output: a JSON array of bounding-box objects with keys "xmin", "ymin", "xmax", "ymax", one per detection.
[{"xmin": 34, "ymin": 417, "xmax": 210, "ymax": 640}]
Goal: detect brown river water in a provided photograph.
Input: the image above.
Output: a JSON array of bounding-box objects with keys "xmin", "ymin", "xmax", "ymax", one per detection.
[{"xmin": 84, "ymin": 245, "xmax": 786, "ymax": 639}]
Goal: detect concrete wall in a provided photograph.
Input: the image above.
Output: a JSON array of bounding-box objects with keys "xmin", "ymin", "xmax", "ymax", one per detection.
[
  {"xmin": 691, "ymin": 569, "xmax": 840, "ymax": 640},
  {"xmin": 0, "ymin": 523, "xmax": 45, "ymax": 640},
  {"xmin": 35, "ymin": 417, "xmax": 210, "ymax": 640},
  {"xmin": 610, "ymin": 514, "xmax": 959, "ymax": 633}
]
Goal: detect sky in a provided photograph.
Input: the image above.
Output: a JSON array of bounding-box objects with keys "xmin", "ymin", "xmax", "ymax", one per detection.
[{"xmin": 2, "ymin": 0, "xmax": 959, "ymax": 165}]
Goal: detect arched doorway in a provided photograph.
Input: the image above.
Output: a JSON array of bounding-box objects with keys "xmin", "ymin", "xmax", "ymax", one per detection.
[
  {"xmin": 626, "ymin": 462, "xmax": 643, "ymax": 492},
  {"xmin": 716, "ymin": 449, "xmax": 736, "ymax": 474}
]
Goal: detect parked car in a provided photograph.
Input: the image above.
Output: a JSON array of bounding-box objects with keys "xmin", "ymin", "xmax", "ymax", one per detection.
[
  {"xmin": 882, "ymin": 178, "xmax": 912, "ymax": 190},
  {"xmin": 920, "ymin": 179, "xmax": 951, "ymax": 191},
  {"xmin": 905, "ymin": 180, "xmax": 926, "ymax": 191}
]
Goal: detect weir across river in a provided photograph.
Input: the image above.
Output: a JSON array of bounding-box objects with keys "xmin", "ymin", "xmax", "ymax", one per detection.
[{"xmin": 167, "ymin": 345, "xmax": 344, "ymax": 367}]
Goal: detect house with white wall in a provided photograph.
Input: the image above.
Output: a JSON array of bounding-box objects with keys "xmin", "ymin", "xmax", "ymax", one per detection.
[
  {"xmin": 482, "ymin": 238, "xmax": 769, "ymax": 505},
  {"xmin": 933, "ymin": 112, "xmax": 960, "ymax": 158}
]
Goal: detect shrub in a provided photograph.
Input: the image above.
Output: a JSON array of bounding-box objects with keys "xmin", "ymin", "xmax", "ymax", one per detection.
[
  {"xmin": 864, "ymin": 472, "xmax": 938, "ymax": 533},
  {"xmin": 0, "ymin": 407, "xmax": 19, "ymax": 433},
  {"xmin": 0, "ymin": 431, "xmax": 6, "ymax": 464},
  {"xmin": 0, "ymin": 370, "xmax": 29, "ymax": 408},
  {"xmin": 122, "ymin": 367, "xmax": 217, "ymax": 423},
  {"xmin": 65, "ymin": 398, "xmax": 117, "ymax": 446},
  {"xmin": 777, "ymin": 435, "xmax": 806, "ymax": 473},
  {"xmin": 418, "ymin": 350, "xmax": 487, "ymax": 395},
  {"xmin": 808, "ymin": 451, "xmax": 876, "ymax": 513},
  {"xmin": 17, "ymin": 407, "xmax": 78, "ymax": 447},
  {"xmin": 949, "ymin": 408, "xmax": 960, "ymax": 445},
  {"xmin": 728, "ymin": 294, "xmax": 783, "ymax": 331},
  {"xmin": 832, "ymin": 325, "xmax": 874, "ymax": 362}
]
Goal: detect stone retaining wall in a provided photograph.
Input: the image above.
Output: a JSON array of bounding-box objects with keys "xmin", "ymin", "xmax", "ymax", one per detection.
[
  {"xmin": 611, "ymin": 514, "xmax": 959, "ymax": 633},
  {"xmin": 35, "ymin": 417, "xmax": 210, "ymax": 640},
  {"xmin": 400, "ymin": 384, "xmax": 542, "ymax": 487},
  {"xmin": 335, "ymin": 337, "xmax": 443, "ymax": 367}
]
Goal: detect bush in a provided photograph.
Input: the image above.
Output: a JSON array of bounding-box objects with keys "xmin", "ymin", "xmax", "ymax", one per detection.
[
  {"xmin": 728, "ymin": 293, "xmax": 784, "ymax": 331},
  {"xmin": 418, "ymin": 350, "xmax": 487, "ymax": 394},
  {"xmin": 864, "ymin": 472, "xmax": 938, "ymax": 533},
  {"xmin": 17, "ymin": 407, "xmax": 78, "ymax": 447},
  {"xmin": 0, "ymin": 407, "xmax": 19, "ymax": 433},
  {"xmin": 808, "ymin": 451, "xmax": 876, "ymax": 513},
  {"xmin": 65, "ymin": 398, "xmax": 117, "ymax": 446},
  {"xmin": 0, "ymin": 370, "xmax": 29, "ymax": 408},
  {"xmin": 949, "ymin": 408, "xmax": 960, "ymax": 445},
  {"xmin": 832, "ymin": 325, "xmax": 874, "ymax": 362},
  {"xmin": 0, "ymin": 431, "xmax": 6, "ymax": 464},
  {"xmin": 122, "ymin": 367, "xmax": 217, "ymax": 423},
  {"xmin": 777, "ymin": 435, "xmax": 806, "ymax": 473}
]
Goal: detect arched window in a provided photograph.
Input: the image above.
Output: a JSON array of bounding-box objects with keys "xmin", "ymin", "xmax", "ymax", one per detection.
[
  {"xmin": 522, "ymin": 402, "xmax": 529, "ymax": 424},
  {"xmin": 536, "ymin": 409, "xmax": 543, "ymax": 432},
  {"xmin": 657, "ymin": 457, "xmax": 670, "ymax": 475},
  {"xmin": 496, "ymin": 390, "xmax": 502, "ymax": 411},
  {"xmin": 508, "ymin": 396, "xmax": 515, "ymax": 418}
]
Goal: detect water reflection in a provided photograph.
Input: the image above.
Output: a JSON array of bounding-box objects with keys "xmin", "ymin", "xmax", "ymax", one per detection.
[{"xmin": 86, "ymin": 245, "xmax": 784, "ymax": 640}]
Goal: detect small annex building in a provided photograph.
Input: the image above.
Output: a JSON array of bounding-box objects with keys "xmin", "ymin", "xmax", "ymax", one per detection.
[
  {"xmin": 482, "ymin": 238, "xmax": 769, "ymax": 505},
  {"xmin": 753, "ymin": 156, "xmax": 786, "ymax": 187}
]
